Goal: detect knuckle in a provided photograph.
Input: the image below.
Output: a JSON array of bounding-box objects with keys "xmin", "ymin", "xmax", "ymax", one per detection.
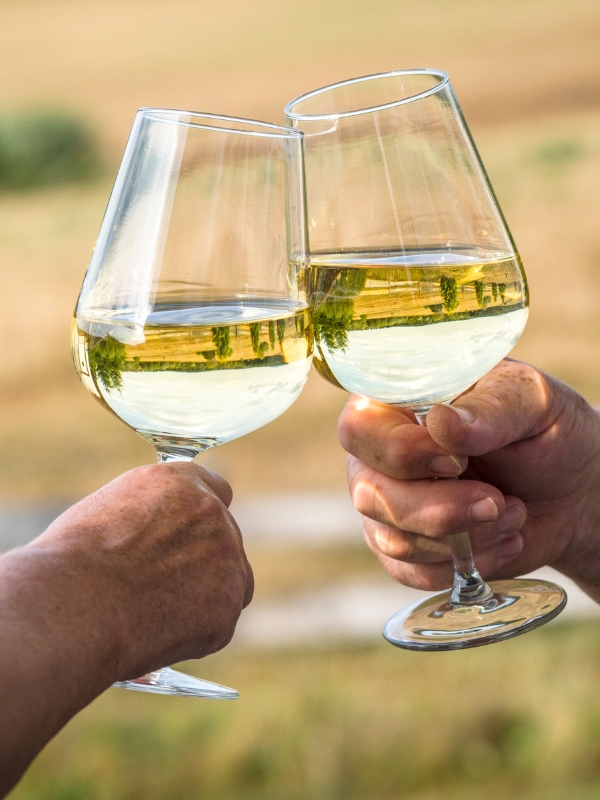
[
  {"xmin": 168, "ymin": 482, "xmax": 231, "ymax": 537},
  {"xmin": 366, "ymin": 522, "xmax": 416, "ymax": 561},
  {"xmin": 127, "ymin": 463, "xmax": 165, "ymax": 492},
  {"xmin": 338, "ymin": 398, "xmax": 373, "ymax": 456},
  {"xmin": 365, "ymin": 519, "xmax": 449, "ymax": 564},
  {"xmin": 518, "ymin": 363, "xmax": 538, "ymax": 383},
  {"xmin": 398, "ymin": 560, "xmax": 453, "ymax": 591},
  {"xmin": 383, "ymin": 438, "xmax": 413, "ymax": 472},
  {"xmin": 347, "ymin": 468, "xmax": 376, "ymax": 516},
  {"xmin": 195, "ymin": 490, "xmax": 226, "ymax": 522},
  {"xmin": 352, "ymin": 486, "xmax": 374, "ymax": 519},
  {"xmin": 243, "ymin": 562, "xmax": 255, "ymax": 608},
  {"xmin": 336, "ymin": 405, "xmax": 355, "ymax": 451},
  {"xmin": 377, "ymin": 554, "xmax": 451, "ymax": 591},
  {"xmin": 417, "ymin": 505, "xmax": 454, "ymax": 538},
  {"xmin": 345, "ymin": 456, "xmax": 361, "ymax": 491},
  {"xmin": 217, "ymin": 582, "xmax": 245, "ymax": 626},
  {"xmin": 130, "ymin": 463, "xmax": 192, "ymax": 503}
]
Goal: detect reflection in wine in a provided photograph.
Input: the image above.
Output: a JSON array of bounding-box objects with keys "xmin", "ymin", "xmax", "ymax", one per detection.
[
  {"xmin": 72, "ymin": 301, "xmax": 313, "ymax": 453},
  {"xmin": 312, "ymin": 251, "xmax": 528, "ymax": 411}
]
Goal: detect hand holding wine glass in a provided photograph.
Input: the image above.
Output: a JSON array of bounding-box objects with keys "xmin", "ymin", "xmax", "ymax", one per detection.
[
  {"xmin": 286, "ymin": 70, "xmax": 566, "ymax": 649},
  {"xmin": 72, "ymin": 109, "xmax": 310, "ymax": 695},
  {"xmin": 0, "ymin": 462, "xmax": 253, "ymax": 796},
  {"xmin": 338, "ymin": 358, "xmax": 600, "ymax": 604}
]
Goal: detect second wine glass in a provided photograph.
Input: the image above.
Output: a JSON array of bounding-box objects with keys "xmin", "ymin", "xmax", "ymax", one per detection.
[
  {"xmin": 72, "ymin": 109, "xmax": 311, "ymax": 694},
  {"xmin": 286, "ymin": 70, "xmax": 566, "ymax": 650}
]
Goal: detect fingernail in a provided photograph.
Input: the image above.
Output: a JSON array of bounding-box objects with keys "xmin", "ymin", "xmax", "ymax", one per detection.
[
  {"xmin": 498, "ymin": 534, "xmax": 523, "ymax": 559},
  {"xmin": 470, "ymin": 497, "xmax": 499, "ymax": 522},
  {"xmin": 450, "ymin": 405, "xmax": 475, "ymax": 424},
  {"xmin": 498, "ymin": 505, "xmax": 526, "ymax": 534},
  {"xmin": 429, "ymin": 454, "xmax": 463, "ymax": 476}
]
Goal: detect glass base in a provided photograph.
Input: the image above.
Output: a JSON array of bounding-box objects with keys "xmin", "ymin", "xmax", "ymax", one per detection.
[
  {"xmin": 383, "ymin": 578, "xmax": 567, "ymax": 651},
  {"xmin": 113, "ymin": 666, "xmax": 239, "ymax": 699}
]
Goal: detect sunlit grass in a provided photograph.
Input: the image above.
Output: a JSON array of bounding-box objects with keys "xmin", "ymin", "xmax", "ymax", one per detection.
[
  {"xmin": 12, "ymin": 620, "xmax": 600, "ymax": 800},
  {"xmin": 1, "ymin": 111, "xmax": 599, "ymax": 502},
  {"xmin": 247, "ymin": 542, "xmax": 377, "ymax": 599}
]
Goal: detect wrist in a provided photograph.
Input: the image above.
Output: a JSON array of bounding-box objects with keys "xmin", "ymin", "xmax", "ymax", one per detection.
[
  {"xmin": 0, "ymin": 544, "xmax": 126, "ymax": 698},
  {"xmin": 0, "ymin": 545, "xmax": 130, "ymax": 794}
]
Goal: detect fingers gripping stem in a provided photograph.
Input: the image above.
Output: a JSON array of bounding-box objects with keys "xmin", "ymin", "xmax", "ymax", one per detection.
[{"xmin": 417, "ymin": 412, "xmax": 491, "ymax": 605}]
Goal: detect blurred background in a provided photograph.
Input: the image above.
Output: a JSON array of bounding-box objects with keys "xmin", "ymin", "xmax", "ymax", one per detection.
[{"xmin": 2, "ymin": 0, "xmax": 600, "ymax": 798}]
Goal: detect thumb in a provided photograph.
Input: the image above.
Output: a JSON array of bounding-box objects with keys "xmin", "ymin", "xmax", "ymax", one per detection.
[{"xmin": 424, "ymin": 360, "xmax": 563, "ymax": 456}]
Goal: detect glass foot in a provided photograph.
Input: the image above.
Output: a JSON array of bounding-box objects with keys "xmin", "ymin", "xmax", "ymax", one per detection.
[
  {"xmin": 383, "ymin": 578, "xmax": 567, "ymax": 651},
  {"xmin": 113, "ymin": 666, "xmax": 239, "ymax": 699}
]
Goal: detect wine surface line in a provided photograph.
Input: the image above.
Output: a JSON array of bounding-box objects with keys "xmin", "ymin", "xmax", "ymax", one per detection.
[
  {"xmin": 311, "ymin": 251, "xmax": 528, "ymax": 410},
  {"xmin": 72, "ymin": 300, "xmax": 313, "ymax": 453}
]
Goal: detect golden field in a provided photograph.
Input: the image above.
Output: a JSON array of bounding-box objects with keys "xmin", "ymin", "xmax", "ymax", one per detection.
[
  {"xmin": 0, "ymin": 0, "xmax": 599, "ymax": 501},
  {"xmin": 2, "ymin": 1, "xmax": 600, "ymax": 798}
]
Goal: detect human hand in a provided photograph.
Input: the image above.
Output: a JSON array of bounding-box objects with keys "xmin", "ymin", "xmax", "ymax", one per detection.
[
  {"xmin": 0, "ymin": 462, "xmax": 253, "ymax": 796},
  {"xmin": 30, "ymin": 462, "xmax": 254, "ymax": 682},
  {"xmin": 337, "ymin": 359, "xmax": 600, "ymax": 601}
]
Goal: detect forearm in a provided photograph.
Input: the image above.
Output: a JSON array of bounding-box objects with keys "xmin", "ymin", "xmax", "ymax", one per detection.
[
  {"xmin": 0, "ymin": 463, "xmax": 253, "ymax": 796},
  {"xmin": 0, "ymin": 547, "xmax": 121, "ymax": 797}
]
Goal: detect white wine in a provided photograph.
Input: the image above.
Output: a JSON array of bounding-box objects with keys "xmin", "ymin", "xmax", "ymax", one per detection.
[
  {"xmin": 312, "ymin": 251, "xmax": 528, "ymax": 411},
  {"xmin": 72, "ymin": 301, "xmax": 313, "ymax": 452}
]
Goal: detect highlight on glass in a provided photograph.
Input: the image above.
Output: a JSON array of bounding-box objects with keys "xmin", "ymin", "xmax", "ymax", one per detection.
[
  {"xmin": 286, "ymin": 70, "xmax": 566, "ymax": 650},
  {"xmin": 72, "ymin": 109, "xmax": 311, "ymax": 695}
]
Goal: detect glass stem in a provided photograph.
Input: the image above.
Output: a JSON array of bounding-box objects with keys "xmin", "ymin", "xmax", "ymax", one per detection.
[
  {"xmin": 415, "ymin": 411, "xmax": 492, "ymax": 606},
  {"xmin": 151, "ymin": 433, "xmax": 215, "ymax": 463},
  {"xmin": 448, "ymin": 531, "xmax": 492, "ymax": 605},
  {"xmin": 156, "ymin": 450, "xmax": 195, "ymax": 463}
]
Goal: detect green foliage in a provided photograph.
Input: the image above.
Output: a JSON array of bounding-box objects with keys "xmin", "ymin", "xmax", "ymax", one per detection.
[
  {"xmin": 249, "ymin": 323, "xmax": 268, "ymax": 359},
  {"xmin": 336, "ymin": 268, "xmax": 369, "ymax": 296},
  {"xmin": 250, "ymin": 322, "xmax": 260, "ymax": 355},
  {"xmin": 88, "ymin": 336, "xmax": 125, "ymax": 392},
  {"xmin": 314, "ymin": 303, "xmax": 353, "ymax": 352},
  {"xmin": 499, "ymin": 283, "xmax": 507, "ymax": 302},
  {"xmin": 0, "ymin": 110, "xmax": 102, "ymax": 191},
  {"xmin": 313, "ymin": 269, "xmax": 368, "ymax": 353},
  {"xmin": 211, "ymin": 326, "xmax": 233, "ymax": 361},
  {"xmin": 276, "ymin": 319, "xmax": 286, "ymax": 349},
  {"xmin": 440, "ymin": 276, "xmax": 459, "ymax": 313},
  {"xmin": 474, "ymin": 280, "xmax": 485, "ymax": 308},
  {"xmin": 127, "ymin": 354, "xmax": 285, "ymax": 372},
  {"xmin": 491, "ymin": 282, "xmax": 498, "ymax": 302},
  {"xmin": 532, "ymin": 137, "xmax": 584, "ymax": 168},
  {"xmin": 268, "ymin": 320, "xmax": 276, "ymax": 350}
]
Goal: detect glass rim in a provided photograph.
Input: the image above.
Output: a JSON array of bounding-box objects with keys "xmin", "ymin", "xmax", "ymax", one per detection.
[
  {"xmin": 284, "ymin": 69, "xmax": 450, "ymax": 121},
  {"xmin": 138, "ymin": 107, "xmax": 304, "ymax": 140}
]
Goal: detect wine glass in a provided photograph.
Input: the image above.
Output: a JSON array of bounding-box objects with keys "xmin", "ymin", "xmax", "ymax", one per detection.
[
  {"xmin": 72, "ymin": 109, "xmax": 311, "ymax": 694},
  {"xmin": 285, "ymin": 70, "xmax": 567, "ymax": 650}
]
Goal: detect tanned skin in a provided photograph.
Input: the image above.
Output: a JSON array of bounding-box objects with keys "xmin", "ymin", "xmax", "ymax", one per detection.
[
  {"xmin": 0, "ymin": 462, "xmax": 253, "ymax": 797},
  {"xmin": 338, "ymin": 359, "xmax": 600, "ymax": 603}
]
